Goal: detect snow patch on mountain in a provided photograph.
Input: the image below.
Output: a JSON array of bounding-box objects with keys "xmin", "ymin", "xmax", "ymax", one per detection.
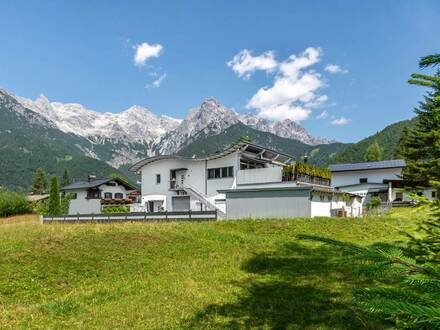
[
  {"xmin": 4, "ymin": 87, "xmax": 334, "ymax": 168},
  {"xmin": 16, "ymin": 94, "xmax": 182, "ymax": 142}
]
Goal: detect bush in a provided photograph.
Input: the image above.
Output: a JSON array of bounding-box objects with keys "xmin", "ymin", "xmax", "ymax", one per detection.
[
  {"xmin": 366, "ymin": 196, "xmax": 382, "ymax": 211},
  {"xmin": 102, "ymin": 206, "xmax": 130, "ymax": 214},
  {"xmin": 0, "ymin": 189, "xmax": 32, "ymax": 217}
]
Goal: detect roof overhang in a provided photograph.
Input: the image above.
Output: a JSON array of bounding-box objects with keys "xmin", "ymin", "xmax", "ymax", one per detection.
[
  {"xmin": 218, "ymin": 185, "xmax": 362, "ymax": 198},
  {"xmin": 130, "ymin": 139, "xmax": 295, "ymax": 172}
]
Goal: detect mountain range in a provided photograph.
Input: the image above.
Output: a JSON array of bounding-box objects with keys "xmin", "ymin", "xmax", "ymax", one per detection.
[{"xmin": 0, "ymin": 87, "xmax": 413, "ymax": 190}]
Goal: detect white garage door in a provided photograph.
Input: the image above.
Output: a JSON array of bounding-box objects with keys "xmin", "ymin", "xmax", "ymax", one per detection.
[{"xmin": 172, "ymin": 196, "xmax": 190, "ymax": 211}]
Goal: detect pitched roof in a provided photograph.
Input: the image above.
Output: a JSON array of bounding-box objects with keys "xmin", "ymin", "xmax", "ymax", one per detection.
[
  {"xmin": 329, "ymin": 159, "xmax": 406, "ymax": 172},
  {"xmin": 130, "ymin": 138, "xmax": 294, "ymax": 172},
  {"xmin": 61, "ymin": 178, "xmax": 136, "ymax": 191}
]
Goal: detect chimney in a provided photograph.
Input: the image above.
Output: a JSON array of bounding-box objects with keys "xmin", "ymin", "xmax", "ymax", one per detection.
[{"xmin": 88, "ymin": 175, "xmax": 96, "ymax": 182}]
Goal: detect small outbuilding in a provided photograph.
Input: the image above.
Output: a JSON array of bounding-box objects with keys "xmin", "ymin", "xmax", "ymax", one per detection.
[{"xmin": 219, "ymin": 184, "xmax": 362, "ymax": 219}]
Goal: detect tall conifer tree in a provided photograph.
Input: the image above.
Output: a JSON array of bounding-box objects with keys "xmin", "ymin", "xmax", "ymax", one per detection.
[
  {"xmin": 404, "ymin": 54, "xmax": 440, "ymax": 194},
  {"xmin": 31, "ymin": 168, "xmax": 48, "ymax": 194},
  {"xmin": 48, "ymin": 176, "xmax": 61, "ymax": 215}
]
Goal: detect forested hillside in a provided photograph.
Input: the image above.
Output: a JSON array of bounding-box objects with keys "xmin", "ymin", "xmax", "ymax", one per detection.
[
  {"xmin": 0, "ymin": 91, "xmax": 133, "ymax": 190},
  {"xmin": 329, "ymin": 118, "xmax": 416, "ymax": 164},
  {"xmin": 177, "ymin": 122, "xmax": 348, "ymax": 165}
]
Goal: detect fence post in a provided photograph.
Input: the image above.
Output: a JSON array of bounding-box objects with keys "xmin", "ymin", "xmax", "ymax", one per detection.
[
  {"xmin": 165, "ymin": 211, "xmax": 168, "ymax": 221},
  {"xmin": 189, "ymin": 209, "xmax": 191, "ymax": 220}
]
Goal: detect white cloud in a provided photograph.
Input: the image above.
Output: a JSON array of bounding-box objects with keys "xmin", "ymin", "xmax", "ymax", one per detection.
[
  {"xmin": 325, "ymin": 64, "xmax": 348, "ymax": 74},
  {"xmin": 316, "ymin": 110, "xmax": 328, "ymax": 119},
  {"xmin": 146, "ymin": 73, "xmax": 167, "ymax": 89},
  {"xmin": 134, "ymin": 42, "xmax": 163, "ymax": 66},
  {"xmin": 331, "ymin": 117, "xmax": 350, "ymax": 125},
  {"xmin": 229, "ymin": 47, "xmax": 327, "ymax": 122},
  {"xmin": 227, "ymin": 49, "xmax": 278, "ymax": 79}
]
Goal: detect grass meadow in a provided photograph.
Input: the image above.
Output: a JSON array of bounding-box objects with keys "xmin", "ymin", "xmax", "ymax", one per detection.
[{"xmin": 0, "ymin": 208, "xmax": 429, "ymax": 329}]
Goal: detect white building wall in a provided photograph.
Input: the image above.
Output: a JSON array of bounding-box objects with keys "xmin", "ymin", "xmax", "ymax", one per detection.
[
  {"xmin": 140, "ymin": 153, "xmax": 240, "ymax": 211},
  {"xmin": 68, "ymin": 190, "xmax": 101, "ymax": 215},
  {"xmin": 331, "ymin": 168, "xmax": 403, "ymax": 188},
  {"xmin": 66, "ymin": 182, "xmax": 130, "ymax": 215},
  {"xmin": 99, "ymin": 183, "xmax": 129, "ymax": 198},
  {"xmin": 237, "ymin": 166, "xmax": 282, "ymax": 185},
  {"xmin": 206, "ymin": 153, "xmax": 239, "ymax": 196}
]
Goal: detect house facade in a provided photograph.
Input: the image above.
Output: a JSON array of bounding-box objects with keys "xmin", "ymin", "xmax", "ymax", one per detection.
[
  {"xmin": 130, "ymin": 141, "xmax": 293, "ymax": 215},
  {"xmin": 130, "ymin": 139, "xmax": 362, "ymax": 218},
  {"xmin": 61, "ymin": 177, "xmax": 137, "ymax": 214},
  {"xmin": 329, "ymin": 160, "xmax": 437, "ymax": 204}
]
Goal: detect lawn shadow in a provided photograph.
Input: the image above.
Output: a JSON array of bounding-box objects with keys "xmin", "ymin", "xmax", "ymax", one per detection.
[{"xmin": 184, "ymin": 237, "xmax": 392, "ymax": 329}]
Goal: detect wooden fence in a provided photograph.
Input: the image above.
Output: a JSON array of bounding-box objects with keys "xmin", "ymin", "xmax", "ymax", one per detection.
[{"xmin": 42, "ymin": 210, "xmax": 218, "ymax": 223}]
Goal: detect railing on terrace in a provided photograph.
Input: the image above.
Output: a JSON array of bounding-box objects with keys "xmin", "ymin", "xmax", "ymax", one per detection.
[{"xmin": 292, "ymin": 173, "xmax": 331, "ymax": 187}]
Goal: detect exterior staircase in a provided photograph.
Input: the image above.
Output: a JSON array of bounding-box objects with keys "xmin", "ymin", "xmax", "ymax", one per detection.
[{"xmin": 182, "ymin": 184, "xmax": 226, "ymax": 218}]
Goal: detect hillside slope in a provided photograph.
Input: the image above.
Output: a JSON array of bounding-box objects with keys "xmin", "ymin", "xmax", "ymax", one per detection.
[
  {"xmin": 330, "ymin": 118, "xmax": 416, "ymax": 164},
  {"xmin": 0, "ymin": 90, "xmax": 133, "ymax": 190},
  {"xmin": 177, "ymin": 122, "xmax": 348, "ymax": 165}
]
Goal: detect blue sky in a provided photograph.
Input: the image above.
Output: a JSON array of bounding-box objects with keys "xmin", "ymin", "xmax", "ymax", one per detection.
[{"xmin": 0, "ymin": 1, "xmax": 438, "ymax": 142}]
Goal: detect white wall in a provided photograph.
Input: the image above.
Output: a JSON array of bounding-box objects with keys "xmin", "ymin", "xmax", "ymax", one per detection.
[
  {"xmin": 140, "ymin": 153, "xmax": 239, "ymax": 211},
  {"xmin": 68, "ymin": 190, "xmax": 101, "ymax": 215},
  {"xmin": 206, "ymin": 153, "xmax": 239, "ymax": 197},
  {"xmin": 99, "ymin": 183, "xmax": 129, "ymax": 198},
  {"xmin": 237, "ymin": 166, "xmax": 282, "ymax": 185},
  {"xmin": 67, "ymin": 182, "xmax": 130, "ymax": 215},
  {"xmin": 331, "ymin": 168, "xmax": 403, "ymax": 188}
]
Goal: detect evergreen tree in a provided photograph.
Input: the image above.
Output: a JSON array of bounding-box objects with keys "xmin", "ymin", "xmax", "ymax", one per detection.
[
  {"xmin": 403, "ymin": 54, "xmax": 440, "ymax": 261},
  {"xmin": 300, "ymin": 235, "xmax": 440, "ymax": 329},
  {"xmin": 393, "ymin": 126, "xmax": 410, "ymax": 159},
  {"xmin": 48, "ymin": 176, "xmax": 60, "ymax": 215},
  {"xmin": 302, "ymin": 54, "xmax": 440, "ymax": 329},
  {"xmin": 404, "ymin": 54, "xmax": 440, "ymax": 193},
  {"xmin": 60, "ymin": 168, "xmax": 71, "ymax": 188},
  {"xmin": 31, "ymin": 168, "xmax": 48, "ymax": 194},
  {"xmin": 363, "ymin": 140, "xmax": 383, "ymax": 161}
]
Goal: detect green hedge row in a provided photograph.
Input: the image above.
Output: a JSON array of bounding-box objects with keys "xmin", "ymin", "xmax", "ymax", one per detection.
[{"xmin": 0, "ymin": 189, "xmax": 32, "ymax": 217}]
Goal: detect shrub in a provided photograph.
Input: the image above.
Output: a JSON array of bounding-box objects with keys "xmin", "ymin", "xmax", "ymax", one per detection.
[
  {"xmin": 0, "ymin": 189, "xmax": 32, "ymax": 217},
  {"xmin": 102, "ymin": 206, "xmax": 130, "ymax": 214},
  {"xmin": 366, "ymin": 196, "xmax": 382, "ymax": 212}
]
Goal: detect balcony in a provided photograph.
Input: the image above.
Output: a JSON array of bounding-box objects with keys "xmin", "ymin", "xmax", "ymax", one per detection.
[{"xmin": 237, "ymin": 167, "xmax": 283, "ymax": 185}]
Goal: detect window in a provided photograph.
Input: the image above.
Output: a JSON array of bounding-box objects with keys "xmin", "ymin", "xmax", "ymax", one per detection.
[
  {"xmin": 104, "ymin": 192, "xmax": 112, "ymax": 199},
  {"xmin": 115, "ymin": 193, "xmax": 123, "ymax": 199},
  {"xmin": 208, "ymin": 166, "xmax": 233, "ymax": 179},
  {"xmin": 432, "ymin": 191, "xmax": 437, "ymax": 199},
  {"xmin": 70, "ymin": 193, "xmax": 77, "ymax": 200},
  {"xmin": 156, "ymin": 174, "xmax": 161, "ymax": 184},
  {"xmin": 359, "ymin": 178, "xmax": 368, "ymax": 184},
  {"xmin": 87, "ymin": 190, "xmax": 101, "ymax": 199}
]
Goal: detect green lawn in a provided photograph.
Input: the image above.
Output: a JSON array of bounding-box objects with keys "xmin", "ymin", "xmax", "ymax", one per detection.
[{"xmin": 0, "ymin": 208, "xmax": 430, "ymax": 329}]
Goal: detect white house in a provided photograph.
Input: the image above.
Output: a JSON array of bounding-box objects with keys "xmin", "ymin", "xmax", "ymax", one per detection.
[
  {"xmin": 61, "ymin": 177, "xmax": 137, "ymax": 214},
  {"xmin": 130, "ymin": 139, "xmax": 362, "ymax": 218},
  {"xmin": 329, "ymin": 159, "xmax": 437, "ymax": 204}
]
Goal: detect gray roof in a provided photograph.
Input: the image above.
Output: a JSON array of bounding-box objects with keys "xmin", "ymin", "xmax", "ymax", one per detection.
[
  {"xmin": 61, "ymin": 178, "xmax": 136, "ymax": 191},
  {"xmin": 329, "ymin": 159, "xmax": 406, "ymax": 172}
]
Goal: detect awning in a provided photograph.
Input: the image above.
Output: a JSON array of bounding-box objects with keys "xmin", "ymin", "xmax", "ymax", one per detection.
[{"xmin": 368, "ymin": 188, "xmax": 388, "ymax": 193}]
